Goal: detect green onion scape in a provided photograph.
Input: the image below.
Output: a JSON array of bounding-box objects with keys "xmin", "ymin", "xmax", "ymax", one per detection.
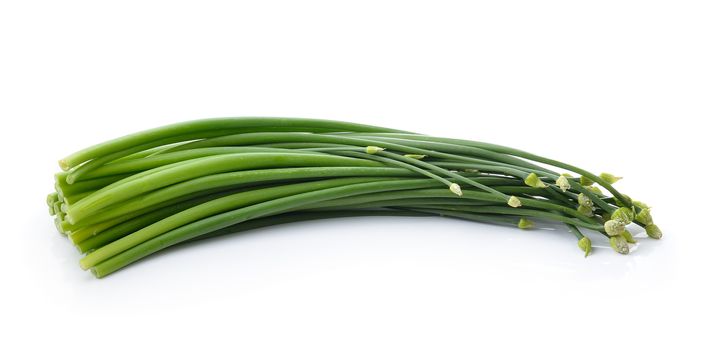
[{"xmin": 47, "ymin": 117, "xmax": 661, "ymax": 278}]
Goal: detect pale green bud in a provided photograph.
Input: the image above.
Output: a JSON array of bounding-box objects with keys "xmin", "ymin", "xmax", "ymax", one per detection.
[
  {"xmin": 449, "ymin": 183, "xmax": 463, "ymax": 196},
  {"xmin": 604, "ymin": 219, "xmax": 626, "ymax": 236},
  {"xmin": 365, "ymin": 146, "xmax": 385, "ymax": 154},
  {"xmin": 633, "ymin": 200, "xmax": 650, "ymax": 210},
  {"xmin": 599, "ymin": 172, "xmax": 623, "ymax": 184},
  {"xmin": 508, "ymin": 196, "xmax": 522, "ymax": 208},
  {"xmin": 622, "ymin": 229, "xmax": 637, "ymax": 244},
  {"xmin": 578, "ymin": 236, "xmax": 592, "ymax": 257},
  {"xmin": 577, "ymin": 205, "xmax": 594, "ymax": 217},
  {"xmin": 579, "ymin": 176, "xmax": 594, "ymax": 186},
  {"xmin": 577, "ymin": 193, "xmax": 593, "ymax": 208},
  {"xmin": 524, "ymin": 173, "xmax": 548, "ymax": 188},
  {"xmin": 586, "ymin": 186, "xmax": 603, "ymax": 195},
  {"xmin": 609, "ymin": 235, "xmax": 630, "ymax": 254},
  {"xmin": 645, "ymin": 224, "xmax": 662, "ymax": 239},
  {"xmin": 611, "ymin": 207, "xmax": 634, "ymax": 224},
  {"xmin": 635, "ymin": 208, "xmax": 653, "ymax": 225},
  {"xmin": 556, "ymin": 175, "xmax": 570, "ymax": 192},
  {"xmin": 518, "ymin": 218, "xmax": 534, "ymax": 229}
]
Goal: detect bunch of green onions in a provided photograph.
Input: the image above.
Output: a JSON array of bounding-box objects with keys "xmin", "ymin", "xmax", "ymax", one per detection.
[{"xmin": 47, "ymin": 117, "xmax": 662, "ymax": 277}]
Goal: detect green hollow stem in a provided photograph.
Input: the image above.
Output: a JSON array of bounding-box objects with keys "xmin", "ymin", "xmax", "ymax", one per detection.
[
  {"xmin": 60, "ymin": 118, "xmax": 406, "ymax": 170},
  {"xmin": 88, "ymin": 179, "xmax": 462, "ymax": 277},
  {"xmin": 81, "ymin": 177, "xmax": 443, "ymax": 270},
  {"xmin": 159, "ymin": 132, "xmax": 546, "ymax": 179},
  {"xmin": 78, "ymin": 147, "xmax": 318, "ymax": 180},
  {"xmin": 66, "ymin": 153, "xmax": 381, "ymax": 224},
  {"xmin": 70, "ymin": 166, "xmax": 418, "ymax": 227},
  {"xmin": 55, "ymin": 173, "xmax": 128, "ymax": 197},
  {"xmin": 75, "ymin": 189, "xmax": 243, "ymax": 253}
]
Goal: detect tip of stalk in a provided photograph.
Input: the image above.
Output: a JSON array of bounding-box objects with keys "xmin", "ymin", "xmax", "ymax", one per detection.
[
  {"xmin": 59, "ymin": 159, "xmax": 70, "ymax": 171},
  {"xmin": 449, "ymin": 183, "xmax": 463, "ymax": 196},
  {"xmin": 585, "ymin": 186, "xmax": 603, "ymax": 195},
  {"xmin": 579, "ymin": 176, "xmax": 594, "ymax": 186},
  {"xmin": 577, "ymin": 205, "xmax": 595, "ymax": 217},
  {"xmin": 600, "ymin": 172, "xmax": 623, "ymax": 184},
  {"xmin": 79, "ymin": 258, "xmax": 91, "ymax": 271},
  {"xmin": 90, "ymin": 268, "xmax": 103, "ymax": 278},
  {"xmin": 577, "ymin": 193, "xmax": 593, "ymax": 208},
  {"xmin": 635, "ymin": 207, "xmax": 653, "ymax": 226},
  {"xmin": 578, "ymin": 237, "xmax": 592, "ymax": 257},
  {"xmin": 556, "ymin": 175, "xmax": 570, "ymax": 192},
  {"xmin": 518, "ymin": 218, "xmax": 534, "ymax": 229},
  {"xmin": 609, "ymin": 235, "xmax": 630, "ymax": 254},
  {"xmin": 604, "ymin": 219, "xmax": 626, "ymax": 236},
  {"xmin": 65, "ymin": 173, "xmax": 77, "ymax": 185},
  {"xmin": 365, "ymin": 146, "xmax": 385, "ymax": 154},
  {"xmin": 524, "ymin": 173, "xmax": 548, "ymax": 188},
  {"xmin": 508, "ymin": 196, "xmax": 522, "ymax": 208},
  {"xmin": 622, "ymin": 229, "xmax": 637, "ymax": 244},
  {"xmin": 53, "ymin": 218, "xmax": 64, "ymax": 234},
  {"xmin": 611, "ymin": 207, "xmax": 634, "ymax": 225},
  {"xmin": 645, "ymin": 224, "xmax": 663, "ymax": 239}
]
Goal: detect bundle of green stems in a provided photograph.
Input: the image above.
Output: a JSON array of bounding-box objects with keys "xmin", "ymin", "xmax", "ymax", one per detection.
[{"xmin": 46, "ymin": 117, "xmax": 661, "ymax": 277}]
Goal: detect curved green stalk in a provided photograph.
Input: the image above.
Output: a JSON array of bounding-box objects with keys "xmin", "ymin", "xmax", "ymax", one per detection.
[{"xmin": 66, "ymin": 153, "xmax": 381, "ymax": 224}]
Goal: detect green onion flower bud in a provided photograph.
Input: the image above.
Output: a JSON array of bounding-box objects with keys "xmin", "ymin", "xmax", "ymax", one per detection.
[
  {"xmin": 365, "ymin": 146, "xmax": 385, "ymax": 154},
  {"xmin": 611, "ymin": 207, "xmax": 634, "ymax": 224},
  {"xmin": 577, "ymin": 193, "xmax": 593, "ymax": 208},
  {"xmin": 578, "ymin": 236, "xmax": 592, "ymax": 257},
  {"xmin": 518, "ymin": 218, "xmax": 534, "ymax": 229},
  {"xmin": 622, "ymin": 229, "xmax": 637, "ymax": 244},
  {"xmin": 404, "ymin": 154, "xmax": 426, "ymax": 160},
  {"xmin": 604, "ymin": 219, "xmax": 626, "ymax": 236},
  {"xmin": 508, "ymin": 196, "xmax": 522, "ymax": 208},
  {"xmin": 635, "ymin": 207, "xmax": 653, "ymax": 225},
  {"xmin": 599, "ymin": 172, "xmax": 623, "ymax": 184},
  {"xmin": 645, "ymin": 224, "xmax": 662, "ymax": 239},
  {"xmin": 579, "ymin": 176, "xmax": 594, "ymax": 186},
  {"xmin": 556, "ymin": 175, "xmax": 570, "ymax": 192},
  {"xmin": 577, "ymin": 205, "xmax": 594, "ymax": 217},
  {"xmin": 633, "ymin": 200, "xmax": 650, "ymax": 210},
  {"xmin": 609, "ymin": 235, "xmax": 630, "ymax": 254},
  {"xmin": 524, "ymin": 173, "xmax": 547, "ymax": 188},
  {"xmin": 449, "ymin": 183, "xmax": 463, "ymax": 196},
  {"xmin": 586, "ymin": 186, "xmax": 603, "ymax": 195}
]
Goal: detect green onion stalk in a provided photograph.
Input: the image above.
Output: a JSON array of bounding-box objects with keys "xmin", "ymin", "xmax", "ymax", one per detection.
[{"xmin": 47, "ymin": 117, "xmax": 661, "ymax": 278}]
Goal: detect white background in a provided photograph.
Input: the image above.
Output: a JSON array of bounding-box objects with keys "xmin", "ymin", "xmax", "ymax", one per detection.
[{"xmin": 1, "ymin": 1, "xmax": 702, "ymax": 349}]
